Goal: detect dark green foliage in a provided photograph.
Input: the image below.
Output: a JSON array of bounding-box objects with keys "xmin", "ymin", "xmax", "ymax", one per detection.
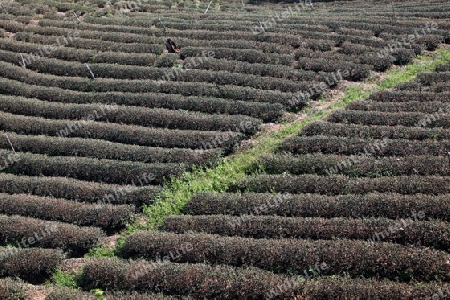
[
  {"xmin": 0, "ymin": 215, "xmax": 105, "ymax": 255},
  {"xmin": 369, "ymin": 90, "xmax": 450, "ymax": 102},
  {"xmin": 78, "ymin": 257, "xmax": 450, "ymax": 297},
  {"xmin": 78, "ymin": 258, "xmax": 299, "ymax": 297},
  {"xmin": 416, "ymin": 34, "xmax": 443, "ymax": 51},
  {"xmin": 0, "ymin": 193, "xmax": 135, "ymax": 231},
  {"xmin": 0, "ymin": 173, "xmax": 161, "ymax": 207},
  {"xmin": 418, "ymin": 72, "xmax": 450, "ymax": 85},
  {"xmin": 296, "ymin": 58, "xmax": 371, "ymax": 81},
  {"xmin": 230, "ymin": 174, "xmax": 450, "ymax": 195},
  {"xmin": 0, "ymin": 62, "xmax": 299, "ymax": 108},
  {"xmin": 184, "ymin": 192, "xmax": 450, "ymax": 221},
  {"xmin": 391, "ymin": 49, "xmax": 415, "ymax": 65},
  {"xmin": 435, "ymin": 64, "xmax": 450, "ymax": 72},
  {"xmin": 0, "ymin": 95, "xmax": 262, "ymax": 134},
  {"xmin": 281, "ymin": 135, "xmax": 450, "ymax": 156},
  {"xmin": 327, "ymin": 110, "xmax": 450, "ymax": 128},
  {"xmin": 0, "ymin": 247, "xmax": 64, "ymax": 284},
  {"xmin": 0, "ymin": 130, "xmax": 223, "ymax": 165},
  {"xmin": 162, "ymin": 215, "xmax": 450, "ymax": 251},
  {"xmin": 259, "ymin": 153, "xmax": 450, "ymax": 176},
  {"xmin": 181, "ymin": 57, "xmax": 315, "ymax": 81},
  {"xmin": 0, "ymin": 78, "xmax": 284, "ymax": 122},
  {"xmin": 0, "ymin": 150, "xmax": 187, "ymax": 185},
  {"xmin": 346, "ymin": 99, "xmax": 450, "ymax": 113},
  {"xmin": 180, "ymin": 47, "xmax": 294, "ymax": 66},
  {"xmin": 301, "ymin": 121, "xmax": 450, "ymax": 140},
  {"xmin": 0, "ymin": 110, "xmax": 246, "ymax": 151},
  {"xmin": 119, "ymin": 231, "xmax": 450, "ymax": 281}
]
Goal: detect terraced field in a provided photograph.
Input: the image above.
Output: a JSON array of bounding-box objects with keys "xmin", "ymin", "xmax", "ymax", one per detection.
[{"xmin": 0, "ymin": 0, "xmax": 449, "ymax": 298}]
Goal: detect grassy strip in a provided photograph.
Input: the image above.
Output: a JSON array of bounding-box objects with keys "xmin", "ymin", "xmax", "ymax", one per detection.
[{"xmin": 141, "ymin": 47, "xmax": 450, "ymax": 230}]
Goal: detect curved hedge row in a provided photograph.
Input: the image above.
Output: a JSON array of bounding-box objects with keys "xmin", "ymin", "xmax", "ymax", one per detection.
[
  {"xmin": 0, "ymin": 247, "xmax": 64, "ymax": 284},
  {"xmin": 0, "ymin": 62, "xmax": 301, "ymax": 108},
  {"xmin": 0, "ymin": 215, "xmax": 104, "ymax": 255},
  {"xmin": 296, "ymin": 58, "xmax": 371, "ymax": 81},
  {"xmin": 0, "ymin": 49, "xmax": 306, "ymax": 93},
  {"xmin": 281, "ymin": 135, "xmax": 449, "ymax": 156},
  {"xmin": 184, "ymin": 192, "xmax": 450, "ymax": 221},
  {"xmin": 0, "ymin": 95, "xmax": 262, "ymax": 134},
  {"xmin": 0, "ymin": 110, "xmax": 246, "ymax": 151},
  {"xmin": 328, "ymin": 110, "xmax": 450, "ymax": 128},
  {"xmin": 0, "ymin": 193, "xmax": 134, "ymax": 231},
  {"xmin": 0, "ymin": 150, "xmax": 186, "ymax": 185},
  {"xmin": 0, "ymin": 173, "xmax": 161, "ymax": 207},
  {"xmin": 77, "ymin": 258, "xmax": 450, "ymax": 298},
  {"xmin": 0, "ymin": 130, "xmax": 222, "ymax": 165},
  {"xmin": 258, "ymin": 153, "xmax": 450, "ymax": 176},
  {"xmin": 300, "ymin": 121, "xmax": 450, "ymax": 140},
  {"xmin": 16, "ymin": 33, "xmax": 164, "ymax": 54},
  {"xmin": 0, "ymin": 77, "xmax": 284, "ymax": 122},
  {"xmin": 369, "ymin": 91, "xmax": 450, "ymax": 102},
  {"xmin": 119, "ymin": 231, "xmax": 450, "ymax": 281},
  {"xmin": 22, "ymin": 25, "xmax": 293, "ymax": 55},
  {"xmin": 230, "ymin": 174, "xmax": 450, "ymax": 195},
  {"xmin": 418, "ymin": 72, "xmax": 450, "ymax": 85},
  {"xmin": 180, "ymin": 47, "xmax": 294, "ymax": 66},
  {"xmin": 78, "ymin": 258, "xmax": 299, "ymax": 297},
  {"xmin": 161, "ymin": 215, "xmax": 450, "ymax": 251},
  {"xmin": 347, "ymin": 100, "xmax": 450, "ymax": 114},
  {"xmin": 0, "ymin": 38, "xmax": 95, "ymax": 63},
  {"xmin": 181, "ymin": 57, "xmax": 317, "ymax": 81}
]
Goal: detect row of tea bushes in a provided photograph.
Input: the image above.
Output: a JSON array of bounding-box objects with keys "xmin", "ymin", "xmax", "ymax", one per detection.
[
  {"xmin": 0, "ymin": 62, "xmax": 302, "ymax": 107},
  {"xmin": 370, "ymin": 90, "xmax": 450, "ymax": 102},
  {"xmin": 180, "ymin": 47, "xmax": 294, "ymax": 66},
  {"xmin": 0, "ymin": 173, "xmax": 161, "ymax": 207},
  {"xmin": 76, "ymin": 257, "xmax": 450, "ymax": 298},
  {"xmin": 301, "ymin": 121, "xmax": 450, "ymax": 140},
  {"xmin": 281, "ymin": 135, "xmax": 450, "ymax": 156},
  {"xmin": 161, "ymin": 215, "xmax": 450, "ymax": 251},
  {"xmin": 0, "ymin": 130, "xmax": 222, "ymax": 165},
  {"xmin": 230, "ymin": 174, "xmax": 450, "ymax": 195},
  {"xmin": 0, "ymin": 247, "xmax": 64, "ymax": 284},
  {"xmin": 0, "ymin": 78, "xmax": 284, "ymax": 122},
  {"xmin": 0, "ymin": 38, "xmax": 96, "ymax": 63},
  {"xmin": 0, "ymin": 150, "xmax": 187, "ymax": 185},
  {"xmin": 296, "ymin": 58, "xmax": 371, "ymax": 81},
  {"xmin": 183, "ymin": 192, "xmax": 450, "ymax": 221},
  {"xmin": 347, "ymin": 99, "xmax": 450, "ymax": 113},
  {"xmin": 258, "ymin": 153, "xmax": 450, "ymax": 176},
  {"xmin": 418, "ymin": 72, "xmax": 450, "ymax": 85},
  {"xmin": 118, "ymin": 231, "xmax": 450, "ymax": 281},
  {"xmin": 0, "ymin": 95, "xmax": 262, "ymax": 134},
  {"xmin": 181, "ymin": 57, "xmax": 318, "ymax": 81},
  {"xmin": 0, "ymin": 215, "xmax": 104, "ymax": 255},
  {"xmin": 0, "ymin": 110, "xmax": 246, "ymax": 150},
  {"xmin": 15, "ymin": 34, "xmax": 164, "ymax": 54},
  {"xmin": 0, "ymin": 193, "xmax": 134, "ymax": 231},
  {"xmin": 327, "ymin": 110, "xmax": 450, "ymax": 128}
]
